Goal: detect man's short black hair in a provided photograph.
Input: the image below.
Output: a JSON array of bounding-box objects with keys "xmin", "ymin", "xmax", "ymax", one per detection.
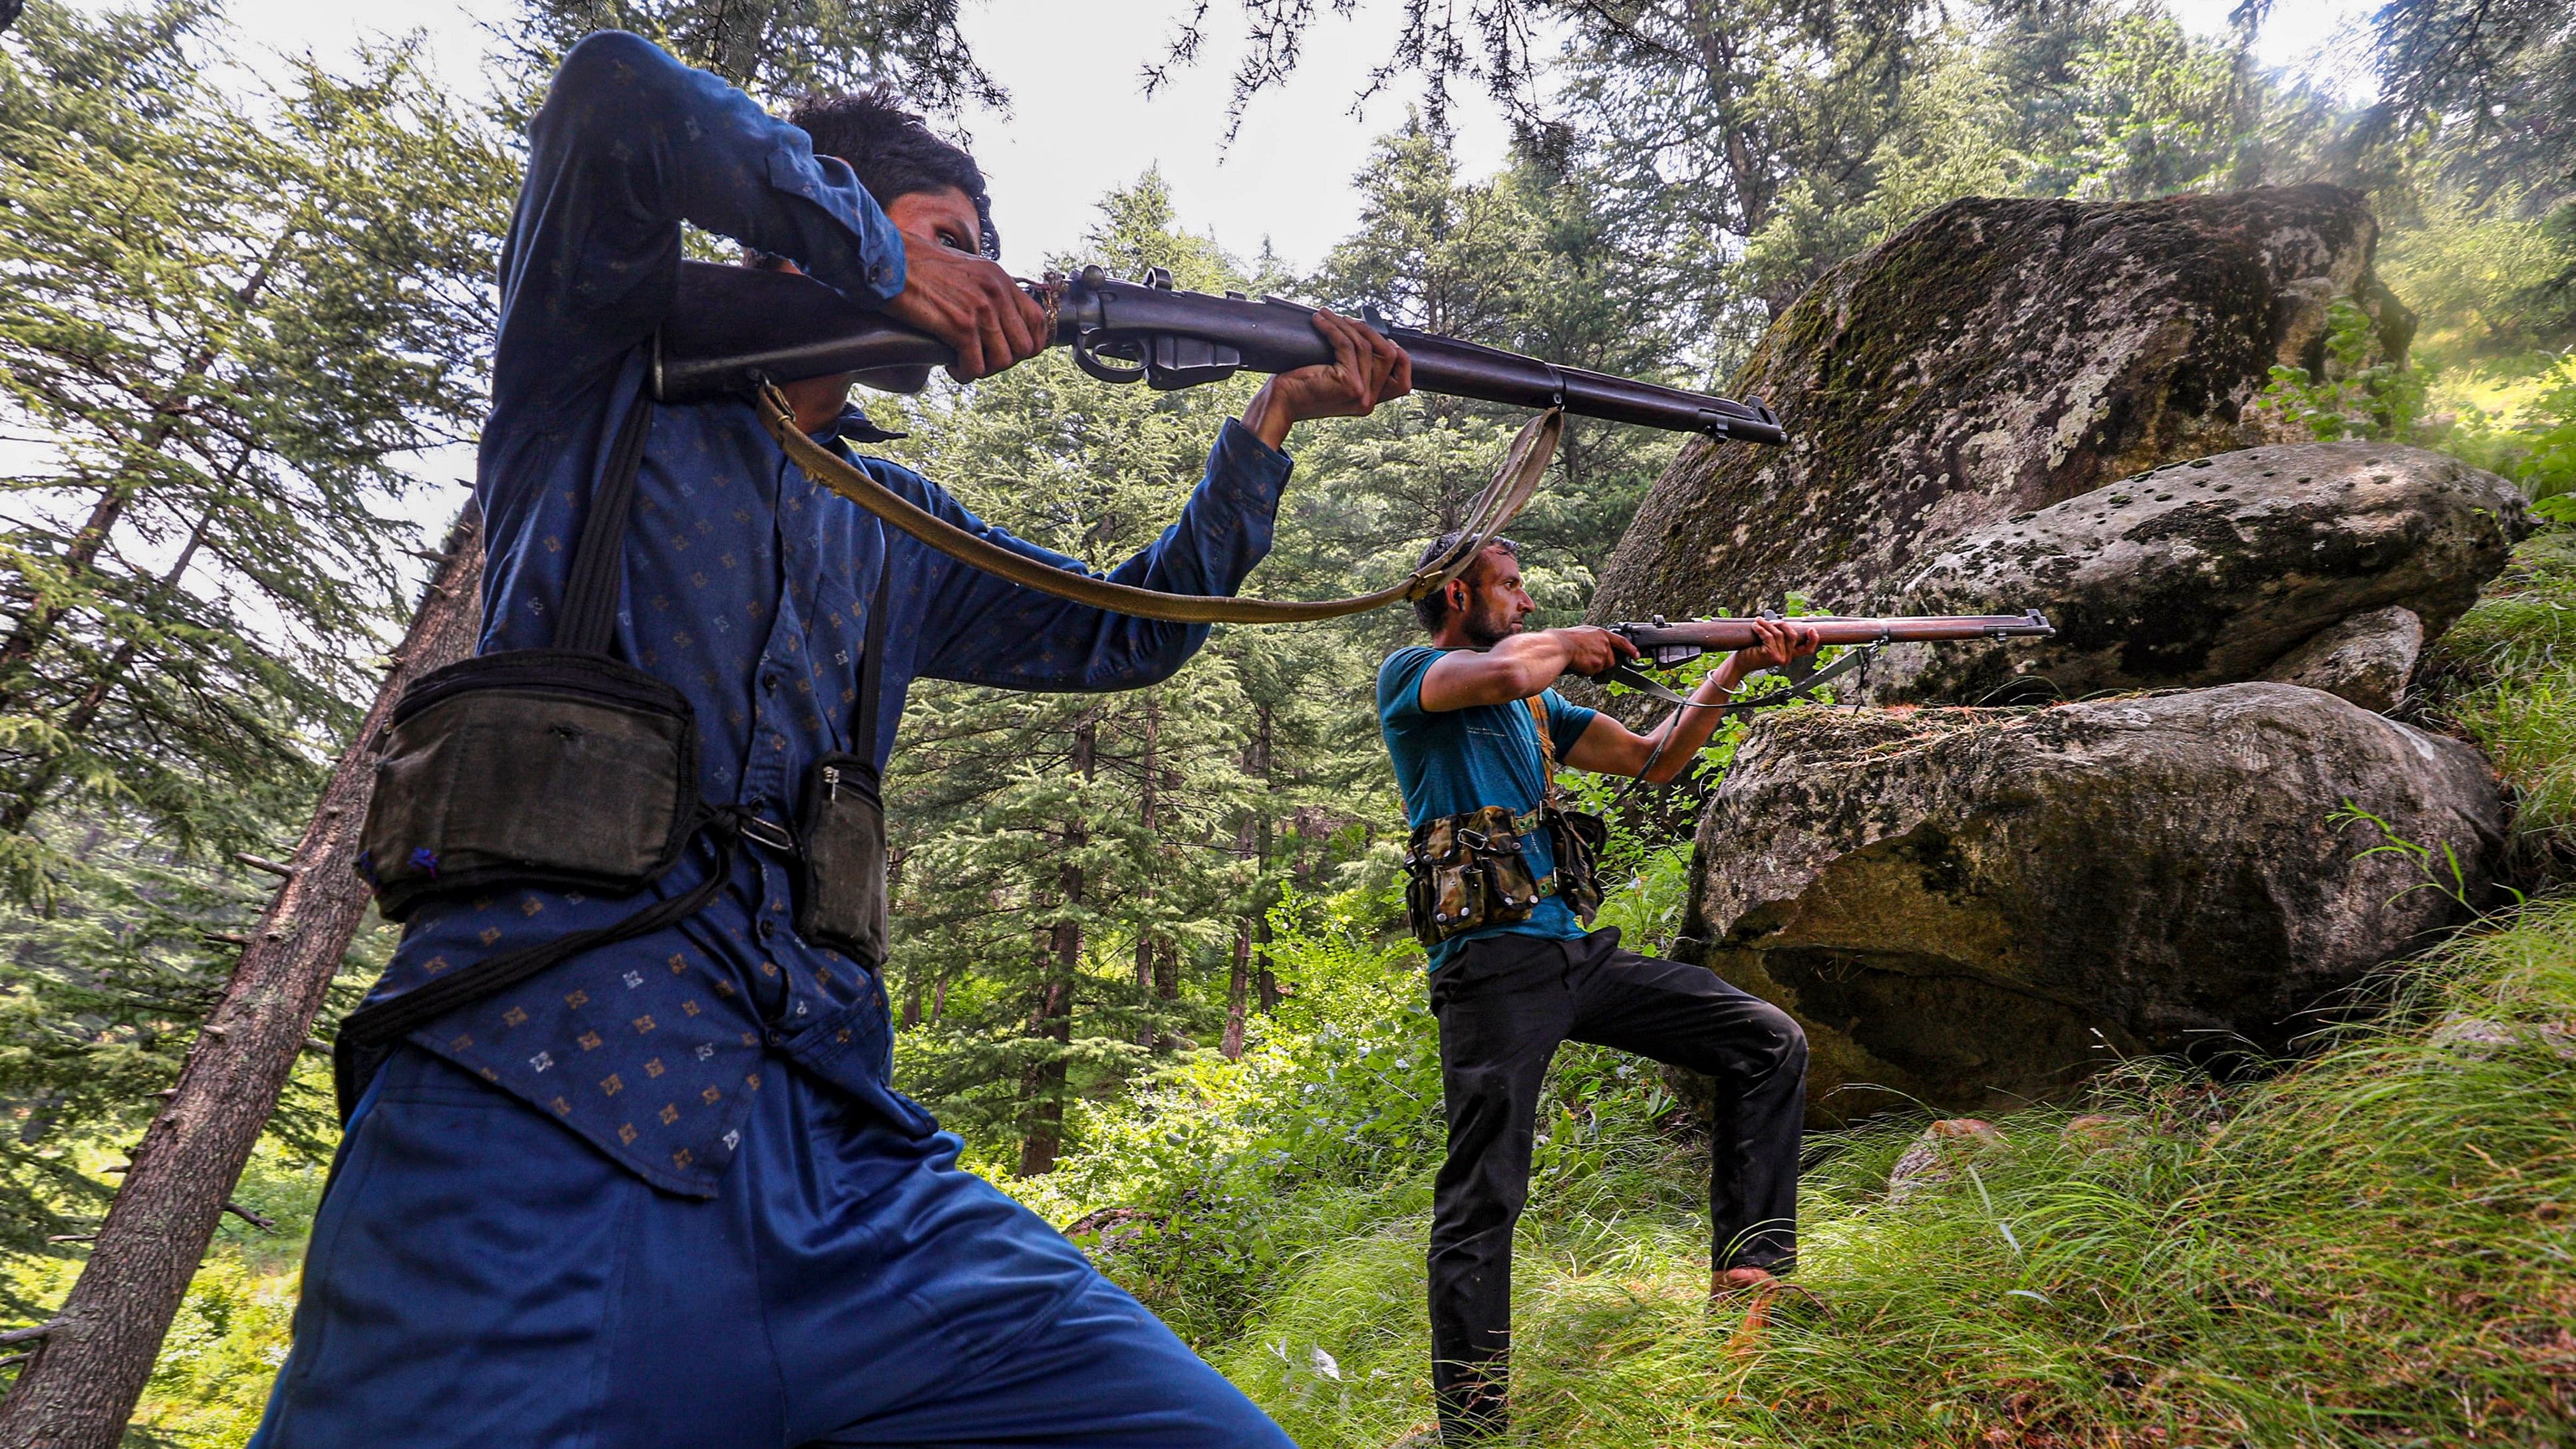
[
  {"xmin": 1412, "ymin": 533, "xmax": 1519, "ymax": 632},
  {"xmin": 781, "ymin": 85, "xmax": 998, "ymax": 259}
]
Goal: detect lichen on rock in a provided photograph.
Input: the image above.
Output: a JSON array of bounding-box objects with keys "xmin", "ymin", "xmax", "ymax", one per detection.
[
  {"xmin": 1866, "ymin": 441, "xmax": 2527, "ymax": 706},
  {"xmin": 1675, "ymin": 683, "xmax": 2505, "ymax": 1123},
  {"xmin": 1588, "ymin": 186, "xmax": 2412, "ymax": 627}
]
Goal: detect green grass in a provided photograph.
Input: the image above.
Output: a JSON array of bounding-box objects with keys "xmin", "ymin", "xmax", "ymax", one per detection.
[
  {"xmin": 2433, "ymin": 529, "xmax": 2576, "ymax": 861},
  {"xmin": 1062, "ymin": 527, "xmax": 2576, "ymax": 1447},
  {"xmin": 1192, "ymin": 898, "xmax": 2576, "ymax": 1448},
  {"xmin": 2, "ymin": 1141, "xmax": 321, "ymax": 1448}
]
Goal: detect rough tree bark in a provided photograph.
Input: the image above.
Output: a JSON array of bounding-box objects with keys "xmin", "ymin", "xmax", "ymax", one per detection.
[
  {"xmin": 1250, "ymin": 704, "xmax": 1279, "ymax": 1015},
  {"xmin": 0, "ymin": 509, "xmax": 484, "ymax": 1449}
]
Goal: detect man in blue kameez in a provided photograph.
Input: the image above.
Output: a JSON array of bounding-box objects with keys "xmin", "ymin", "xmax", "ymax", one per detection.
[{"xmin": 252, "ymin": 31, "xmax": 1407, "ymax": 1449}]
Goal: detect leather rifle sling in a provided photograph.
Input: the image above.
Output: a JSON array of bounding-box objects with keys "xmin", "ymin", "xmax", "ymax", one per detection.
[{"xmin": 758, "ymin": 383, "xmax": 1559, "ymax": 624}]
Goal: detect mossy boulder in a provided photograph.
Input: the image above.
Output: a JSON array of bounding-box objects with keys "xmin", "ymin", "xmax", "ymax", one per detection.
[
  {"xmin": 1588, "ymin": 186, "xmax": 2411, "ymax": 625},
  {"xmin": 1865, "ymin": 442, "xmax": 2527, "ymax": 707},
  {"xmin": 1673, "ymin": 684, "xmax": 2504, "ymax": 1124}
]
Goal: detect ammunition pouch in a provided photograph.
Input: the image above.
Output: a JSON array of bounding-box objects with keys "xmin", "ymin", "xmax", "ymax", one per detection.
[
  {"xmin": 792, "ymin": 749, "xmax": 888, "ymax": 964},
  {"xmin": 335, "ymin": 388, "xmax": 897, "ymax": 1119},
  {"xmin": 1519, "ymin": 693, "xmax": 1607, "ymax": 924},
  {"xmin": 1398, "ymin": 695, "xmax": 1613, "ymax": 948},
  {"xmin": 787, "ymin": 536, "xmax": 897, "ymax": 964},
  {"xmin": 357, "ymin": 650, "xmax": 703, "ymax": 922},
  {"xmin": 1402, "ymin": 805, "xmax": 1547, "ymax": 946},
  {"xmin": 1541, "ymin": 801, "xmax": 1608, "ymax": 924}
]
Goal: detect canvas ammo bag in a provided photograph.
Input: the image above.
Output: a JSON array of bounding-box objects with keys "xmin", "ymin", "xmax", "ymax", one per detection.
[
  {"xmin": 1399, "ymin": 695, "xmax": 1609, "ymax": 946},
  {"xmin": 335, "ymin": 391, "xmax": 894, "ymax": 1114}
]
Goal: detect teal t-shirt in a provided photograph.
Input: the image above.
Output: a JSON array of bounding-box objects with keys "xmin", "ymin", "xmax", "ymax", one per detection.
[{"xmin": 1378, "ymin": 645, "xmax": 1600, "ymax": 972}]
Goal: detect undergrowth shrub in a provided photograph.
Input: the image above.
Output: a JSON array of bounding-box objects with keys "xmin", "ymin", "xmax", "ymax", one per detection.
[
  {"xmin": 1018, "ymin": 854, "xmax": 1703, "ymax": 1351},
  {"xmin": 1034, "ymin": 525, "xmax": 2576, "ymax": 1446}
]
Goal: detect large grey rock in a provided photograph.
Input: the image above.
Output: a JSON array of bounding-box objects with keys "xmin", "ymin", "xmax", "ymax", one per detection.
[
  {"xmin": 1677, "ymin": 684, "xmax": 2505, "ymax": 1123},
  {"xmin": 2263, "ymin": 605, "xmax": 2425, "ymax": 713},
  {"xmin": 1590, "ymin": 186, "xmax": 2412, "ymax": 626},
  {"xmin": 1866, "ymin": 442, "xmax": 2525, "ymax": 706}
]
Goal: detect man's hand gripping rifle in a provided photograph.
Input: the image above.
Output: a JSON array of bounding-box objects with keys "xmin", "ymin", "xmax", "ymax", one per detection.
[
  {"xmin": 653, "ymin": 261, "xmax": 1787, "ymax": 444},
  {"xmin": 1596, "ymin": 610, "xmax": 2059, "ymax": 714}
]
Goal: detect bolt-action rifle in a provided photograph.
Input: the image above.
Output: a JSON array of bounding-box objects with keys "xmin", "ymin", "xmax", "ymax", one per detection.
[
  {"xmin": 1592, "ymin": 609, "xmax": 2057, "ymax": 712},
  {"xmin": 652, "ymin": 261, "xmax": 1789, "ymax": 444}
]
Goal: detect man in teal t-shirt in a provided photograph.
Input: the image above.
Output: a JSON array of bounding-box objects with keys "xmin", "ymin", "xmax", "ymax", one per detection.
[
  {"xmin": 1377, "ymin": 647, "xmax": 1598, "ymax": 972},
  {"xmin": 1379, "ymin": 533, "xmax": 1819, "ymax": 1444}
]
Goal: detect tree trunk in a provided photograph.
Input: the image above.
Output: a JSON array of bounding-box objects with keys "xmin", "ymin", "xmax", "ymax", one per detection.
[
  {"xmin": 1016, "ymin": 968, "xmax": 1074, "ymax": 1177},
  {"xmin": 1255, "ymin": 914, "xmax": 1280, "ymax": 1015},
  {"xmin": 1132, "ymin": 696, "xmax": 1159, "ymax": 1050},
  {"xmin": 1018, "ymin": 716, "xmax": 1092, "ymax": 1177},
  {"xmin": 0, "ymin": 509, "xmax": 483, "ymax": 1449},
  {"xmin": 1251, "ymin": 704, "xmax": 1280, "ymax": 1015},
  {"xmin": 891, "ymin": 849, "xmax": 921, "ymax": 1029},
  {"xmin": 1222, "ymin": 924, "xmax": 1250, "ymax": 1061}
]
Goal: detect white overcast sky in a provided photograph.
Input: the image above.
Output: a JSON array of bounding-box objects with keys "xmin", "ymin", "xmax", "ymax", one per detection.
[{"xmin": 116, "ymin": 0, "xmax": 2377, "ymax": 279}]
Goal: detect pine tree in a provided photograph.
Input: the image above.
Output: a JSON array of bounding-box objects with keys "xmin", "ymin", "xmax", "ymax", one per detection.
[
  {"xmin": 1298, "ymin": 122, "xmax": 1682, "ymax": 621},
  {"xmin": 0, "ymin": 0, "xmax": 508, "ymax": 884},
  {"xmin": 879, "ymin": 177, "xmax": 1281, "ymax": 1170},
  {"xmin": 0, "ymin": 0, "xmax": 509, "ymax": 1289}
]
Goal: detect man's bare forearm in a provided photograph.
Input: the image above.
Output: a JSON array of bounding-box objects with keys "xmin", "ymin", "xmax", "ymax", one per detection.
[{"xmin": 1419, "ymin": 630, "xmax": 1585, "ymax": 712}]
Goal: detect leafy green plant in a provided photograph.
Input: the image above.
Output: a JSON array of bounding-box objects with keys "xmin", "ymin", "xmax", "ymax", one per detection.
[
  {"xmin": 2422, "ymin": 353, "xmax": 2576, "ymax": 517},
  {"xmin": 1216, "ymin": 896, "xmax": 2576, "ymax": 1448},
  {"xmin": 2424, "ymin": 529, "xmax": 2576, "ymax": 862},
  {"xmin": 2513, "ymin": 366, "xmax": 2576, "ymax": 519},
  {"xmin": 2253, "ymin": 299, "xmax": 2430, "ymax": 442}
]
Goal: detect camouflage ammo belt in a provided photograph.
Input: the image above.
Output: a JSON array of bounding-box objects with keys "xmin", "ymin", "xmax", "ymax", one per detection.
[{"xmin": 1402, "ymin": 802, "xmax": 1589, "ymax": 947}]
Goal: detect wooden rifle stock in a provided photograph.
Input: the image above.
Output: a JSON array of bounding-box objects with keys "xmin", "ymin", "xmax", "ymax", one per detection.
[
  {"xmin": 652, "ymin": 261, "xmax": 1788, "ymax": 445},
  {"xmin": 1610, "ymin": 610, "xmax": 2055, "ymax": 670}
]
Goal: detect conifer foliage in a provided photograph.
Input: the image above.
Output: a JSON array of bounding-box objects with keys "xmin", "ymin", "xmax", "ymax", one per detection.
[
  {"xmin": 881, "ymin": 176, "xmax": 1308, "ymax": 1172},
  {"xmin": 0, "ymin": 0, "xmax": 508, "ymax": 1278}
]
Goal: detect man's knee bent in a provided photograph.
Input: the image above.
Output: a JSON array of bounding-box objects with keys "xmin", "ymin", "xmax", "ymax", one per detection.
[{"xmin": 1747, "ymin": 1001, "xmax": 1806, "ymax": 1085}]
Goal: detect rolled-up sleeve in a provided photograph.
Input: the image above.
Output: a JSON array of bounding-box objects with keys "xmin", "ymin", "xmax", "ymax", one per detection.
[{"xmin": 490, "ymin": 30, "xmax": 907, "ymax": 412}]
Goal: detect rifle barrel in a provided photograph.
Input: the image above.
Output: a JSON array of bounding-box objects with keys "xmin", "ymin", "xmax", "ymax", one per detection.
[
  {"xmin": 1612, "ymin": 612, "xmax": 2056, "ymax": 654},
  {"xmin": 652, "ymin": 262, "xmax": 1787, "ymax": 444}
]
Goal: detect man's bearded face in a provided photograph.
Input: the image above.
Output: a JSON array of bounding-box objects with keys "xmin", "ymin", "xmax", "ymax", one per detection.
[{"xmin": 1456, "ymin": 549, "xmax": 1534, "ymax": 648}]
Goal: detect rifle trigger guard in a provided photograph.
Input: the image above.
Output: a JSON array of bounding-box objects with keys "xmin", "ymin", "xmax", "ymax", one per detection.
[{"xmin": 1072, "ymin": 330, "xmax": 1148, "ymax": 385}]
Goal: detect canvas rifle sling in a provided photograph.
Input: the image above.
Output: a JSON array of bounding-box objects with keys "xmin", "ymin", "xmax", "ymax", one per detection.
[{"xmin": 757, "ymin": 383, "xmax": 1558, "ymax": 623}]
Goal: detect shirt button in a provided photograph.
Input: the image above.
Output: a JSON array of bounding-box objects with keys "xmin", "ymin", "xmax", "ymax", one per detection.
[
  {"xmin": 762, "ymin": 672, "xmax": 780, "ymax": 694},
  {"xmin": 757, "ymin": 918, "xmax": 777, "ymax": 941}
]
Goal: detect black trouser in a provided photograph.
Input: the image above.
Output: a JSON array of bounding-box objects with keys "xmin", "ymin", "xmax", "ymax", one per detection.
[{"xmin": 1426, "ymin": 928, "xmax": 1806, "ymax": 1439}]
